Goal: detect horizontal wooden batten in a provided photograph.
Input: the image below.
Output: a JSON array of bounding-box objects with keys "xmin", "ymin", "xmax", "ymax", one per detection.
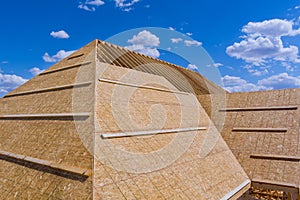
[
  {"xmin": 0, "ymin": 149, "xmax": 91, "ymax": 181},
  {"xmin": 4, "ymin": 82, "xmax": 92, "ymax": 98},
  {"xmin": 98, "ymin": 78, "xmax": 189, "ymax": 95},
  {"xmin": 252, "ymin": 179, "xmax": 298, "ymax": 189},
  {"xmin": 232, "ymin": 128, "xmax": 287, "ymax": 132},
  {"xmin": 0, "ymin": 112, "xmax": 90, "ymax": 120},
  {"xmin": 40, "ymin": 61, "xmax": 92, "ymax": 75},
  {"xmin": 219, "ymin": 106, "xmax": 298, "ymax": 112},
  {"xmin": 101, "ymin": 127, "xmax": 207, "ymax": 139},
  {"xmin": 67, "ymin": 53, "xmax": 84, "ymax": 60},
  {"xmin": 250, "ymin": 154, "xmax": 300, "ymax": 162}
]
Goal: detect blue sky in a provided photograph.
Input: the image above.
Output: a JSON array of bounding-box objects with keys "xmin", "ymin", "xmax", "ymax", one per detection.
[{"xmin": 0, "ymin": 0, "xmax": 300, "ymax": 96}]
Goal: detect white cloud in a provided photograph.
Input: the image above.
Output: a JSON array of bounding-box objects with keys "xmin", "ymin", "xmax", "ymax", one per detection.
[
  {"xmin": 258, "ymin": 73, "xmax": 300, "ymax": 89},
  {"xmin": 114, "ymin": 0, "xmax": 140, "ymax": 11},
  {"xmin": 222, "ymin": 75, "xmax": 269, "ymax": 92},
  {"xmin": 171, "ymin": 38, "xmax": 183, "ymax": 43},
  {"xmin": 43, "ymin": 50, "xmax": 76, "ymax": 62},
  {"xmin": 169, "ymin": 27, "xmax": 175, "ymax": 31},
  {"xmin": 184, "ymin": 39, "xmax": 202, "ymax": 47},
  {"xmin": 171, "ymin": 38, "xmax": 202, "ymax": 47},
  {"xmin": 295, "ymin": 5, "xmax": 300, "ymax": 9},
  {"xmin": 29, "ymin": 67, "xmax": 44, "ymax": 76},
  {"xmin": 222, "ymin": 75, "xmax": 248, "ymax": 86},
  {"xmin": 226, "ymin": 19, "xmax": 300, "ymax": 66},
  {"xmin": 214, "ymin": 63, "xmax": 223, "ymax": 67},
  {"xmin": 222, "ymin": 73, "xmax": 300, "ymax": 92},
  {"xmin": 207, "ymin": 63, "xmax": 223, "ymax": 67},
  {"xmin": 242, "ymin": 19, "xmax": 300, "ymax": 37},
  {"xmin": 86, "ymin": 0, "xmax": 105, "ymax": 6},
  {"xmin": 126, "ymin": 30, "xmax": 160, "ymax": 58},
  {"xmin": 249, "ymin": 68, "xmax": 268, "ymax": 76},
  {"xmin": 187, "ymin": 64, "xmax": 198, "ymax": 70},
  {"xmin": 243, "ymin": 65, "xmax": 269, "ymax": 76},
  {"xmin": 78, "ymin": 4, "xmax": 96, "ymax": 11},
  {"xmin": 0, "ymin": 73, "xmax": 28, "ymax": 96},
  {"xmin": 186, "ymin": 32, "xmax": 193, "ymax": 36},
  {"xmin": 126, "ymin": 45, "xmax": 160, "ymax": 58},
  {"xmin": 281, "ymin": 62, "xmax": 296, "ymax": 71},
  {"xmin": 50, "ymin": 30, "xmax": 70, "ymax": 39},
  {"xmin": 78, "ymin": 0, "xmax": 104, "ymax": 12},
  {"xmin": 128, "ymin": 30, "xmax": 160, "ymax": 46}
]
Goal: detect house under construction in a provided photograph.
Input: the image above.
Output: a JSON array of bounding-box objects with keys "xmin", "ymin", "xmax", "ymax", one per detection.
[{"xmin": 0, "ymin": 39, "xmax": 299, "ymax": 199}]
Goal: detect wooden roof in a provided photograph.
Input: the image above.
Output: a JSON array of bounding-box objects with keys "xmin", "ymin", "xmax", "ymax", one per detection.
[{"xmin": 1, "ymin": 39, "xmax": 297, "ymax": 199}]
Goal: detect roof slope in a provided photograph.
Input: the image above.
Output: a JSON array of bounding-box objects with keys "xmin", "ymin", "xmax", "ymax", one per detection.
[
  {"xmin": 220, "ymin": 89, "xmax": 300, "ymax": 198},
  {"xmin": 0, "ymin": 40, "xmax": 97, "ymax": 199},
  {"xmin": 0, "ymin": 39, "xmax": 250, "ymax": 199}
]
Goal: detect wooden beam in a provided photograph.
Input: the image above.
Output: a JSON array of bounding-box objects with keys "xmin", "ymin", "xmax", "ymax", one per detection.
[
  {"xmin": 250, "ymin": 154, "xmax": 300, "ymax": 162},
  {"xmin": 0, "ymin": 149, "xmax": 91, "ymax": 181},
  {"xmin": 40, "ymin": 61, "xmax": 92, "ymax": 75},
  {"xmin": 0, "ymin": 112, "xmax": 90, "ymax": 119},
  {"xmin": 98, "ymin": 78, "xmax": 189, "ymax": 95},
  {"xmin": 101, "ymin": 127, "xmax": 207, "ymax": 139},
  {"xmin": 4, "ymin": 82, "xmax": 92, "ymax": 98},
  {"xmin": 219, "ymin": 106, "xmax": 298, "ymax": 112},
  {"xmin": 232, "ymin": 128, "xmax": 287, "ymax": 132},
  {"xmin": 252, "ymin": 179, "xmax": 298, "ymax": 189},
  {"xmin": 67, "ymin": 53, "xmax": 84, "ymax": 60}
]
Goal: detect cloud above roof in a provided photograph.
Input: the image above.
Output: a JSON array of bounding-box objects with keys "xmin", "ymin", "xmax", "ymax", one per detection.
[
  {"xmin": 42, "ymin": 50, "xmax": 76, "ymax": 62},
  {"xmin": 126, "ymin": 30, "xmax": 160, "ymax": 58},
  {"xmin": 222, "ymin": 73, "xmax": 300, "ymax": 92},
  {"xmin": 0, "ymin": 73, "xmax": 27, "ymax": 96},
  {"xmin": 226, "ymin": 19, "xmax": 300, "ymax": 66},
  {"xmin": 29, "ymin": 67, "xmax": 44, "ymax": 76}
]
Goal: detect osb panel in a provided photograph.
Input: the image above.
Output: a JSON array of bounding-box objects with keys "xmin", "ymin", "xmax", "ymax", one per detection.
[
  {"xmin": 96, "ymin": 101, "xmax": 207, "ymax": 133},
  {"xmin": 96, "ymin": 66, "xmax": 207, "ymax": 133},
  {"xmin": 221, "ymin": 89, "xmax": 300, "ymax": 188},
  {"xmin": 93, "ymin": 132, "xmax": 249, "ymax": 200},
  {"xmin": 0, "ymin": 119, "xmax": 93, "ymax": 169},
  {"xmin": 0, "ymin": 86, "xmax": 94, "ymax": 115},
  {"xmin": 94, "ymin": 65, "xmax": 248, "ymax": 199},
  {"xmin": 98, "ymin": 63, "xmax": 180, "ymax": 91},
  {"xmin": 10, "ymin": 64, "xmax": 94, "ymax": 96},
  {"xmin": 0, "ymin": 159, "xmax": 92, "ymax": 199}
]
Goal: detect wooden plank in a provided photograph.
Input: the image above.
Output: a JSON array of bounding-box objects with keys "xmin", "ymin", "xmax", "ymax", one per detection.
[
  {"xmin": 67, "ymin": 53, "xmax": 84, "ymax": 60},
  {"xmin": 40, "ymin": 61, "xmax": 92, "ymax": 75},
  {"xmin": 0, "ymin": 112, "xmax": 90, "ymax": 119},
  {"xmin": 219, "ymin": 106, "xmax": 298, "ymax": 112},
  {"xmin": 101, "ymin": 127, "xmax": 207, "ymax": 139},
  {"xmin": 4, "ymin": 81, "xmax": 92, "ymax": 98},
  {"xmin": 250, "ymin": 154, "xmax": 300, "ymax": 162},
  {"xmin": 0, "ymin": 149, "xmax": 91, "ymax": 181},
  {"xmin": 232, "ymin": 128, "xmax": 287, "ymax": 132},
  {"xmin": 252, "ymin": 179, "xmax": 298, "ymax": 189},
  {"xmin": 98, "ymin": 78, "xmax": 189, "ymax": 95}
]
